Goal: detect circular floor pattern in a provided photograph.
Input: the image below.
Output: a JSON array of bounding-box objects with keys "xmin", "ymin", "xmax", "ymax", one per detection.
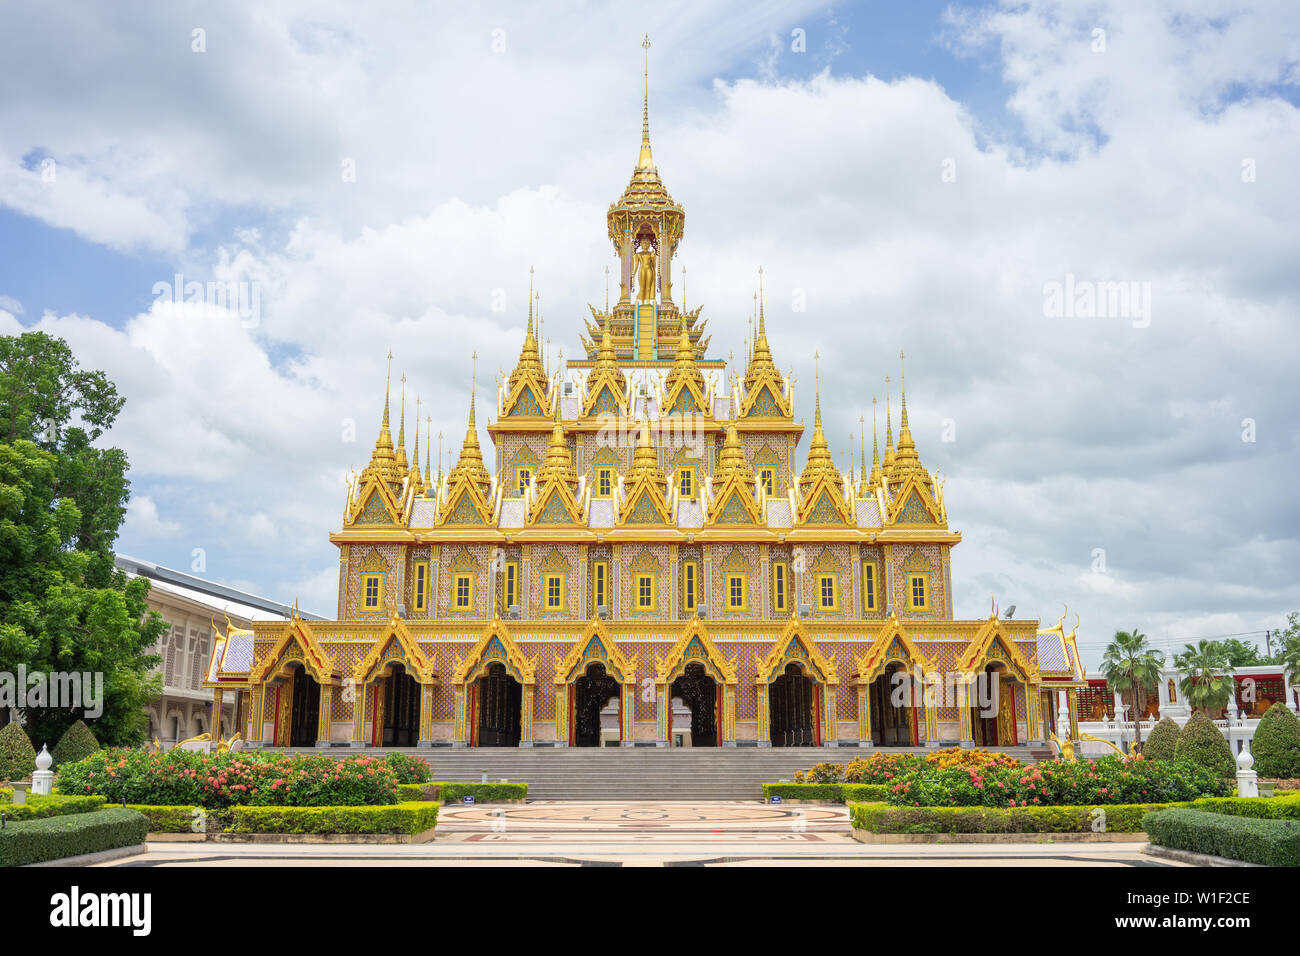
[{"xmin": 436, "ymin": 800, "xmax": 848, "ymax": 832}]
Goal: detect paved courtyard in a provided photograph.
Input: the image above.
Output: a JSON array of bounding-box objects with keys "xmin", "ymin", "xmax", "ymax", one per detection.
[{"xmin": 97, "ymin": 802, "xmax": 1184, "ymax": 867}]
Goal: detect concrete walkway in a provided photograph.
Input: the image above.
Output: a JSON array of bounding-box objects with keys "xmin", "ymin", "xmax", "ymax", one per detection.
[{"xmin": 96, "ymin": 801, "xmax": 1185, "ymax": 867}]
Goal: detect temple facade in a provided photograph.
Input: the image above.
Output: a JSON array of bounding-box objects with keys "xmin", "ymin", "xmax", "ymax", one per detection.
[{"xmin": 204, "ymin": 59, "xmax": 1088, "ymax": 752}]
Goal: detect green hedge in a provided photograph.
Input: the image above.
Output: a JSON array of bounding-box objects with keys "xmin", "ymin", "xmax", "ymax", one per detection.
[
  {"xmin": 0, "ymin": 807, "xmax": 148, "ymax": 866},
  {"xmin": 1189, "ymin": 794, "xmax": 1300, "ymax": 820},
  {"xmin": 124, "ymin": 805, "xmax": 233, "ymax": 834},
  {"xmin": 435, "ymin": 782, "xmax": 528, "ymax": 803},
  {"xmin": 761, "ymin": 783, "xmax": 891, "ymax": 803},
  {"xmin": 0, "ymin": 793, "xmax": 105, "ymax": 822},
  {"xmin": 396, "ymin": 783, "xmax": 441, "ymax": 802},
  {"xmin": 849, "ymin": 801, "xmax": 1188, "ymax": 834},
  {"xmin": 1143, "ymin": 807, "xmax": 1300, "ymax": 866},
  {"xmin": 223, "ymin": 801, "xmax": 438, "ymax": 835}
]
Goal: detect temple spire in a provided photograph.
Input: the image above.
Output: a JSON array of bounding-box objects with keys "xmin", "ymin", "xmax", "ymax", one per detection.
[
  {"xmin": 892, "ymin": 349, "xmax": 928, "ymax": 482},
  {"xmin": 798, "ymin": 350, "xmax": 840, "ymax": 491},
  {"xmin": 637, "ymin": 34, "xmax": 654, "ymax": 170},
  {"xmin": 869, "ymin": 397, "xmax": 883, "ymax": 491},
  {"xmin": 424, "ymin": 415, "xmax": 432, "ymax": 489},
  {"xmin": 409, "ymin": 394, "xmax": 423, "ymax": 495},
  {"xmin": 883, "ymin": 375, "xmax": 897, "ymax": 480}
]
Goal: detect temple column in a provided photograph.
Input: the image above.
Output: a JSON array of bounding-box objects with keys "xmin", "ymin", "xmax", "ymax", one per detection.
[
  {"xmin": 417, "ymin": 681, "xmax": 435, "ymax": 748},
  {"xmin": 923, "ymin": 679, "xmax": 940, "ymax": 747},
  {"xmin": 1027, "ymin": 682, "xmax": 1043, "ymax": 744},
  {"xmin": 519, "ymin": 684, "xmax": 534, "ymax": 747},
  {"xmin": 350, "ymin": 681, "xmax": 367, "ymax": 748},
  {"xmin": 756, "ymin": 682, "xmax": 771, "ymax": 747},
  {"xmin": 957, "ymin": 673, "xmax": 975, "ymax": 747},
  {"xmin": 1066, "ymin": 687, "xmax": 1080, "ymax": 743},
  {"xmin": 554, "ymin": 686, "xmax": 569, "ymax": 746},
  {"xmin": 210, "ymin": 688, "xmax": 224, "ymax": 752},
  {"xmin": 655, "ymin": 682, "xmax": 669, "ymax": 746},
  {"xmin": 823, "ymin": 683, "xmax": 838, "ymax": 747},
  {"xmin": 857, "ymin": 683, "xmax": 873, "ymax": 748},
  {"xmin": 247, "ymin": 685, "xmax": 264, "ymax": 747},
  {"xmin": 722, "ymin": 684, "xmax": 736, "ymax": 747},
  {"xmin": 620, "ymin": 680, "xmax": 636, "ymax": 746},
  {"xmin": 453, "ymin": 684, "xmax": 468, "ymax": 748},
  {"xmin": 316, "ymin": 683, "xmax": 333, "ymax": 748}
]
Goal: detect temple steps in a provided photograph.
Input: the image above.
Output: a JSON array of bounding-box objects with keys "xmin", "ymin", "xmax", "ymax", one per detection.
[{"xmin": 294, "ymin": 745, "xmax": 1043, "ymax": 800}]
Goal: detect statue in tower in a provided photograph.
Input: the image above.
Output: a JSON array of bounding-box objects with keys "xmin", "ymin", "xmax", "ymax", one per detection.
[{"xmin": 634, "ymin": 237, "xmax": 656, "ymax": 301}]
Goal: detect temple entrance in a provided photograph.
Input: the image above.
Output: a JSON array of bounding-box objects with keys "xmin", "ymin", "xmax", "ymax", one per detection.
[
  {"xmin": 383, "ymin": 664, "xmax": 420, "ymax": 747},
  {"xmin": 972, "ymin": 664, "xmax": 1015, "ymax": 746},
  {"xmin": 671, "ymin": 662, "xmax": 719, "ymax": 747},
  {"xmin": 769, "ymin": 663, "xmax": 816, "ymax": 747},
  {"xmin": 573, "ymin": 662, "xmax": 620, "ymax": 747},
  {"xmin": 288, "ymin": 665, "xmax": 320, "ymax": 747},
  {"xmin": 870, "ymin": 662, "xmax": 916, "ymax": 746},
  {"xmin": 475, "ymin": 662, "xmax": 522, "ymax": 747}
]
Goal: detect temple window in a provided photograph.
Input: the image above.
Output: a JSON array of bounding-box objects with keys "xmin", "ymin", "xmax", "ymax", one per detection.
[
  {"xmin": 515, "ymin": 467, "xmax": 533, "ymax": 495},
  {"xmin": 362, "ymin": 573, "xmax": 383, "ymax": 610},
  {"xmin": 682, "ymin": 561, "xmax": 699, "ymax": 612},
  {"xmin": 412, "ymin": 562, "xmax": 429, "ymax": 612},
  {"xmin": 727, "ymin": 573, "xmax": 747, "ymax": 610},
  {"xmin": 635, "ymin": 572, "xmax": 656, "ymax": 611},
  {"xmin": 592, "ymin": 561, "xmax": 609, "ymax": 611},
  {"xmin": 453, "ymin": 573, "xmax": 474, "ymax": 610},
  {"xmin": 817, "ymin": 574, "xmax": 838, "ymax": 610},
  {"xmin": 595, "ymin": 466, "xmax": 614, "ymax": 498},
  {"xmin": 908, "ymin": 573, "xmax": 929, "ymax": 609},
  {"xmin": 677, "ymin": 466, "xmax": 696, "ymax": 500},
  {"xmin": 862, "ymin": 563, "xmax": 877, "ymax": 612},
  {"xmin": 758, "ymin": 466, "xmax": 776, "ymax": 496},
  {"xmin": 544, "ymin": 573, "xmax": 566, "ymax": 611},
  {"xmin": 504, "ymin": 562, "xmax": 519, "ymax": 612},
  {"xmin": 773, "ymin": 562, "xmax": 788, "ymax": 613}
]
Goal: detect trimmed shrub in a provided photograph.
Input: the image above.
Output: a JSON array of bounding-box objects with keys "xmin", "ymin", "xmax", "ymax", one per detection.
[
  {"xmin": 126, "ymin": 804, "xmax": 214, "ymax": 834},
  {"xmin": 1252, "ymin": 703, "xmax": 1300, "ymax": 779},
  {"xmin": 0, "ymin": 807, "xmax": 148, "ymax": 866},
  {"xmin": 759, "ymin": 783, "xmax": 891, "ymax": 803},
  {"xmin": 384, "ymin": 752, "xmax": 432, "ymax": 784},
  {"xmin": 1189, "ymin": 794, "xmax": 1300, "ymax": 820},
  {"xmin": 850, "ymin": 801, "xmax": 1185, "ymax": 834},
  {"xmin": 1143, "ymin": 807, "xmax": 1300, "ymax": 866},
  {"xmin": 224, "ymin": 801, "xmax": 438, "ymax": 835},
  {"xmin": 435, "ymin": 782, "xmax": 527, "ymax": 804},
  {"xmin": 0, "ymin": 793, "xmax": 105, "ymax": 822},
  {"xmin": 396, "ymin": 783, "xmax": 441, "ymax": 802},
  {"xmin": 57, "ymin": 748, "xmax": 400, "ymax": 807},
  {"xmin": 884, "ymin": 754, "xmax": 1226, "ymax": 807},
  {"xmin": 1174, "ymin": 713, "xmax": 1235, "ymax": 778},
  {"xmin": 51, "ymin": 720, "xmax": 100, "ymax": 769},
  {"xmin": 1141, "ymin": 718, "xmax": 1180, "ymax": 762},
  {"xmin": 840, "ymin": 784, "xmax": 891, "ymax": 803},
  {"xmin": 0, "ymin": 722, "xmax": 37, "ymax": 783}
]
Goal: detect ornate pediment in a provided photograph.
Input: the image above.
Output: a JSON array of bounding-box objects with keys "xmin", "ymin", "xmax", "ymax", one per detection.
[
  {"xmin": 797, "ymin": 480, "xmax": 853, "ymax": 525},
  {"xmin": 655, "ymin": 617, "xmax": 737, "ymax": 684},
  {"xmin": 886, "ymin": 475, "xmax": 944, "ymax": 526},
  {"xmin": 440, "ymin": 479, "xmax": 493, "ymax": 526},
  {"xmin": 355, "ymin": 617, "xmax": 435, "ymax": 683},
  {"xmin": 754, "ymin": 618, "xmax": 837, "ymax": 685},
  {"xmin": 347, "ymin": 475, "xmax": 401, "ymax": 527},
  {"xmin": 552, "ymin": 619, "xmax": 636, "ymax": 685},
  {"xmin": 452, "ymin": 617, "xmax": 536, "ymax": 685}
]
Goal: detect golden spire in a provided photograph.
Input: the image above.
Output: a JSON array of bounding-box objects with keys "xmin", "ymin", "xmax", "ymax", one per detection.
[
  {"xmin": 892, "ymin": 349, "xmax": 928, "ymax": 481},
  {"xmin": 858, "ymin": 415, "xmax": 870, "ymax": 496},
  {"xmin": 715, "ymin": 407, "xmax": 755, "ymax": 485},
  {"xmin": 449, "ymin": 350, "xmax": 491, "ymax": 490},
  {"xmin": 506, "ymin": 267, "xmax": 548, "ymax": 413},
  {"xmin": 537, "ymin": 378, "xmax": 578, "ymax": 489},
  {"xmin": 798, "ymin": 350, "xmax": 841, "ymax": 491},
  {"xmin": 409, "ymin": 394, "xmax": 423, "ymax": 495},
  {"xmin": 363, "ymin": 350, "xmax": 399, "ymax": 484},
  {"xmin": 637, "ymin": 33, "xmax": 654, "ymax": 170},
  {"xmin": 630, "ymin": 412, "xmax": 664, "ymax": 479},
  {"xmin": 664, "ymin": 321, "xmax": 704, "ymax": 399},
  {"xmin": 868, "ymin": 397, "xmax": 883, "ymax": 492},
  {"xmin": 395, "ymin": 372, "xmax": 410, "ymax": 478},
  {"xmin": 424, "ymin": 415, "xmax": 432, "ymax": 490},
  {"xmin": 883, "ymin": 374, "xmax": 897, "ymax": 480},
  {"xmin": 745, "ymin": 267, "xmax": 777, "ymax": 390}
]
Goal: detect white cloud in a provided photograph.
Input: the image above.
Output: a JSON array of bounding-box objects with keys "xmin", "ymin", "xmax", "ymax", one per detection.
[{"xmin": 123, "ymin": 495, "xmax": 181, "ymax": 538}]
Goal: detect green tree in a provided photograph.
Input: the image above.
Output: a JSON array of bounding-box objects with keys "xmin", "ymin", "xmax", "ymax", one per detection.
[
  {"xmin": 0, "ymin": 331, "xmax": 164, "ymax": 747},
  {"xmin": 1215, "ymin": 637, "xmax": 1265, "ymax": 667},
  {"xmin": 1251, "ymin": 703, "xmax": 1300, "ymax": 779},
  {"xmin": 1272, "ymin": 612, "xmax": 1300, "ymax": 682},
  {"xmin": 1174, "ymin": 712, "xmax": 1235, "ymax": 778},
  {"xmin": 1142, "ymin": 717, "xmax": 1181, "ymax": 762},
  {"xmin": 1174, "ymin": 639, "xmax": 1235, "ymax": 716},
  {"xmin": 51, "ymin": 718, "xmax": 100, "ymax": 769},
  {"xmin": 1100, "ymin": 628, "xmax": 1164, "ymax": 750}
]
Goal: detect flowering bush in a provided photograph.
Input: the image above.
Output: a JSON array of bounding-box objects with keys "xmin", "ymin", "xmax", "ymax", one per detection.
[
  {"xmin": 382, "ymin": 752, "xmax": 432, "ymax": 784},
  {"xmin": 924, "ymin": 748, "xmax": 1020, "ymax": 771},
  {"xmin": 843, "ymin": 754, "xmax": 926, "ymax": 784},
  {"xmin": 793, "ymin": 762, "xmax": 844, "ymax": 784},
  {"xmin": 56, "ymin": 749, "xmax": 403, "ymax": 808},
  {"xmin": 884, "ymin": 754, "xmax": 1228, "ymax": 808}
]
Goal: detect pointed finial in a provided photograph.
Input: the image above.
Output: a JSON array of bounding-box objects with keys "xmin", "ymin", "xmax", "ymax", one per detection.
[
  {"xmin": 398, "ymin": 372, "xmax": 407, "ymax": 449},
  {"xmin": 814, "ymin": 349, "xmax": 822, "ymax": 418},
  {"xmin": 681, "ymin": 265, "xmax": 686, "ymax": 311},
  {"xmin": 859, "ymin": 415, "xmax": 867, "ymax": 483},
  {"xmin": 638, "ymin": 34, "xmax": 654, "ymax": 169},
  {"xmin": 604, "ymin": 264, "xmax": 610, "ymax": 313},
  {"xmin": 383, "ymin": 349, "xmax": 393, "ymax": 427},
  {"xmin": 469, "ymin": 350, "xmax": 478, "ymax": 424},
  {"xmin": 528, "ymin": 266, "xmax": 535, "ymax": 333},
  {"xmin": 437, "ymin": 430, "xmax": 443, "ymax": 483},
  {"xmin": 424, "ymin": 414, "xmax": 432, "ymax": 483},
  {"xmin": 899, "ymin": 349, "xmax": 909, "ymax": 426},
  {"xmin": 758, "ymin": 266, "xmax": 767, "ymax": 336}
]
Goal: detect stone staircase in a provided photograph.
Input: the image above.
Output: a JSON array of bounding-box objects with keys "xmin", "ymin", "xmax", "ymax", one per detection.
[{"xmin": 318, "ymin": 745, "xmax": 1043, "ymax": 801}]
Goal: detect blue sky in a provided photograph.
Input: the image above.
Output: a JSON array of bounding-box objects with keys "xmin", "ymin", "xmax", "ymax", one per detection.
[{"xmin": 1, "ymin": 0, "xmax": 1297, "ymax": 666}]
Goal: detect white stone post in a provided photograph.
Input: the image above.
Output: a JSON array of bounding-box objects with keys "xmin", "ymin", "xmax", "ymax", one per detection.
[
  {"xmin": 31, "ymin": 745, "xmax": 54, "ymax": 796},
  {"xmin": 1236, "ymin": 744, "xmax": 1259, "ymax": 798}
]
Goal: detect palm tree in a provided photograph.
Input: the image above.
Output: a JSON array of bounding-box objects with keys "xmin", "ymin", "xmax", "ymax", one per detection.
[
  {"xmin": 1101, "ymin": 628, "xmax": 1165, "ymax": 750},
  {"xmin": 1174, "ymin": 639, "xmax": 1235, "ymax": 716}
]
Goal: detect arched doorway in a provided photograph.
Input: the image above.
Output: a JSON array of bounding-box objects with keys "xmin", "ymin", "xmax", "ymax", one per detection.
[
  {"xmin": 382, "ymin": 664, "xmax": 420, "ymax": 747},
  {"xmin": 289, "ymin": 664, "xmax": 320, "ymax": 748},
  {"xmin": 770, "ymin": 663, "xmax": 816, "ymax": 747},
  {"xmin": 971, "ymin": 664, "xmax": 1017, "ymax": 746},
  {"xmin": 474, "ymin": 661, "xmax": 522, "ymax": 747},
  {"xmin": 573, "ymin": 662, "xmax": 621, "ymax": 747},
  {"xmin": 870, "ymin": 661, "xmax": 917, "ymax": 746},
  {"xmin": 670, "ymin": 662, "xmax": 719, "ymax": 747}
]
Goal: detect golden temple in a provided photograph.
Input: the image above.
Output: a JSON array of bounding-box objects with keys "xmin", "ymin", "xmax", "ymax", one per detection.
[{"xmin": 205, "ymin": 45, "xmax": 1087, "ymax": 754}]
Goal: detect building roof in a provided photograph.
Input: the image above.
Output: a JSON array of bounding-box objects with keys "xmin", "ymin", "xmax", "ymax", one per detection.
[{"xmin": 115, "ymin": 554, "xmax": 325, "ymax": 622}]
